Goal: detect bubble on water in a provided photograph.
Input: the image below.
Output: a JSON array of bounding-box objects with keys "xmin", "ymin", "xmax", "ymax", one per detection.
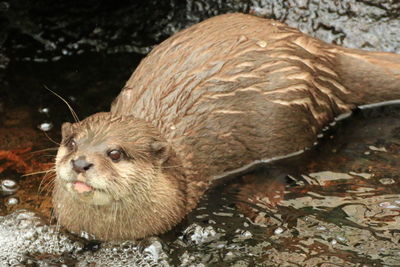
[
  {"xmin": 38, "ymin": 107, "xmax": 50, "ymax": 114},
  {"xmin": 181, "ymin": 224, "xmax": 220, "ymax": 245},
  {"xmin": 144, "ymin": 240, "xmax": 163, "ymax": 260},
  {"xmin": 235, "ymin": 230, "xmax": 252, "ymax": 240},
  {"xmin": 368, "ymin": 146, "xmax": 387, "ymax": 152},
  {"xmin": 336, "ymin": 235, "xmax": 347, "ymax": 242},
  {"xmin": 0, "ymin": 210, "xmax": 167, "ymax": 266},
  {"xmin": 6, "ymin": 197, "xmax": 19, "ymax": 205},
  {"xmin": 212, "ymin": 212, "xmax": 234, "ymax": 217},
  {"xmin": 38, "ymin": 122, "xmax": 53, "ymax": 131},
  {"xmin": 379, "ymin": 202, "xmax": 392, "ymax": 208},
  {"xmin": 0, "ymin": 2, "xmax": 10, "ymax": 11},
  {"xmin": 274, "ymin": 227, "xmax": 284, "ymax": 235},
  {"xmin": 379, "ymin": 178, "xmax": 395, "ymax": 185},
  {"xmin": 0, "ymin": 210, "xmax": 83, "ymax": 265},
  {"xmin": 75, "ymin": 241, "xmax": 169, "ymax": 267},
  {"xmin": 379, "ymin": 201, "xmax": 400, "ymax": 209},
  {"xmin": 1, "ymin": 179, "xmax": 19, "ymax": 195},
  {"xmin": 2, "ymin": 180, "xmax": 16, "ymax": 189},
  {"xmin": 52, "ymin": 56, "xmax": 62, "ymax": 61}
]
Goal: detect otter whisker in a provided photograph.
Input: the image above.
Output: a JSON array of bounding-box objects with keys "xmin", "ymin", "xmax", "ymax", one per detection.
[
  {"xmin": 38, "ymin": 171, "xmax": 56, "ymax": 195},
  {"xmin": 44, "ymin": 85, "xmax": 80, "ymax": 123},
  {"xmin": 22, "ymin": 168, "xmax": 55, "ymax": 177},
  {"xmin": 38, "ymin": 155, "xmax": 58, "ymax": 159},
  {"xmin": 42, "ymin": 130, "xmax": 60, "ymax": 146},
  {"xmin": 28, "ymin": 147, "xmax": 59, "ymax": 154}
]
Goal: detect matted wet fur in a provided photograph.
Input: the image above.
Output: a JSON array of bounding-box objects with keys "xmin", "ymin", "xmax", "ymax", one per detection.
[
  {"xmin": 54, "ymin": 13, "xmax": 400, "ymax": 241},
  {"xmin": 54, "ymin": 113, "xmax": 190, "ymax": 240}
]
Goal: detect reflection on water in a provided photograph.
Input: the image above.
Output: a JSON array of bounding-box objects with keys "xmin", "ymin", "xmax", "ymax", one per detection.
[{"xmin": 0, "ymin": 54, "xmax": 400, "ymax": 265}]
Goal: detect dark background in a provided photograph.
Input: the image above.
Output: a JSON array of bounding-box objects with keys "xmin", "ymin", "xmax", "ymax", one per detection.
[{"xmin": 0, "ymin": 0, "xmax": 399, "ymax": 124}]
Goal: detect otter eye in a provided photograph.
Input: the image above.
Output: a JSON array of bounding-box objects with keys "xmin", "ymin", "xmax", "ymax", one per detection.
[
  {"xmin": 108, "ymin": 149, "xmax": 123, "ymax": 162},
  {"xmin": 66, "ymin": 138, "xmax": 77, "ymax": 151}
]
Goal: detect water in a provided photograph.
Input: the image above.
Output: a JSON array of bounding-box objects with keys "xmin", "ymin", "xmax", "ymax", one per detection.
[{"xmin": 1, "ymin": 83, "xmax": 399, "ymax": 265}]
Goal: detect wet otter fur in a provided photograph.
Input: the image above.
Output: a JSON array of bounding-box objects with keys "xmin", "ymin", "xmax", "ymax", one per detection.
[{"xmin": 53, "ymin": 13, "xmax": 400, "ymax": 241}]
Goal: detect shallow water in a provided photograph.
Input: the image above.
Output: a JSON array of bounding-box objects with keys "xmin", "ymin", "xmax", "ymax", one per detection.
[
  {"xmin": 0, "ymin": 1, "xmax": 400, "ymax": 266},
  {"xmin": 1, "ymin": 54, "xmax": 400, "ymax": 265}
]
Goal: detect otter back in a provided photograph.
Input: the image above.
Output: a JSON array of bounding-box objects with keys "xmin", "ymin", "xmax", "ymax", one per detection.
[{"xmin": 111, "ymin": 13, "xmax": 400, "ymax": 185}]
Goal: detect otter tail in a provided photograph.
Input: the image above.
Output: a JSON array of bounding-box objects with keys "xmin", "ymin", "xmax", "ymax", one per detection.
[{"xmin": 335, "ymin": 48, "xmax": 400, "ymax": 107}]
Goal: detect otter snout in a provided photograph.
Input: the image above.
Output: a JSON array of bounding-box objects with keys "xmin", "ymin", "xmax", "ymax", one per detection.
[{"xmin": 71, "ymin": 156, "xmax": 93, "ymax": 173}]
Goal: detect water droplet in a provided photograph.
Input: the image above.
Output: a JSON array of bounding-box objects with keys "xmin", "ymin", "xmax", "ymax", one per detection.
[
  {"xmin": 238, "ymin": 35, "xmax": 248, "ymax": 42},
  {"xmin": 369, "ymin": 145, "xmax": 387, "ymax": 152},
  {"xmin": 1, "ymin": 179, "xmax": 18, "ymax": 195},
  {"xmin": 379, "ymin": 202, "xmax": 391, "ymax": 208},
  {"xmin": 0, "ymin": 2, "xmax": 10, "ymax": 11},
  {"xmin": 379, "ymin": 178, "xmax": 395, "ymax": 185},
  {"xmin": 2, "ymin": 179, "xmax": 17, "ymax": 189},
  {"xmin": 38, "ymin": 122, "xmax": 53, "ymax": 131},
  {"xmin": 240, "ymin": 230, "xmax": 252, "ymax": 239},
  {"xmin": 38, "ymin": 107, "xmax": 50, "ymax": 114},
  {"xmin": 256, "ymin": 40, "xmax": 267, "ymax": 48},
  {"xmin": 6, "ymin": 197, "xmax": 19, "ymax": 205}
]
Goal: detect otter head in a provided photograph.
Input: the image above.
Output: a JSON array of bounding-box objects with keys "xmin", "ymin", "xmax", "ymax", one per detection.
[{"xmin": 53, "ymin": 112, "xmax": 188, "ymax": 241}]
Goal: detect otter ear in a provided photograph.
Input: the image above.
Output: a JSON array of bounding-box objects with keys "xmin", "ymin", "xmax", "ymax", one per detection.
[
  {"xmin": 61, "ymin": 122, "xmax": 73, "ymax": 139},
  {"xmin": 150, "ymin": 140, "xmax": 170, "ymax": 164}
]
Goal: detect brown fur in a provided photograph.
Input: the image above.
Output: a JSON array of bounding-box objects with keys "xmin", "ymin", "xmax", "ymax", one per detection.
[
  {"xmin": 54, "ymin": 13, "xmax": 400, "ymax": 241},
  {"xmin": 54, "ymin": 113, "xmax": 189, "ymax": 240}
]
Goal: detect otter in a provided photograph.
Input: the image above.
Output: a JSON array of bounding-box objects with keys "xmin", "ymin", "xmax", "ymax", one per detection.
[{"xmin": 53, "ymin": 13, "xmax": 400, "ymax": 241}]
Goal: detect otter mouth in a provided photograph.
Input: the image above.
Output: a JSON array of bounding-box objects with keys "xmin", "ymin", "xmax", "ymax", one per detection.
[
  {"xmin": 72, "ymin": 181, "xmax": 94, "ymax": 194},
  {"xmin": 64, "ymin": 180, "xmax": 113, "ymax": 205}
]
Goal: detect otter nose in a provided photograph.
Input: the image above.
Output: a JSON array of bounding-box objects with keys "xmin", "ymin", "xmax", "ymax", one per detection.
[{"xmin": 71, "ymin": 156, "xmax": 93, "ymax": 173}]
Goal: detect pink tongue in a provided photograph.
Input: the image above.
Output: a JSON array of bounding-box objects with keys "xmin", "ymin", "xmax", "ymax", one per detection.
[{"xmin": 73, "ymin": 181, "xmax": 93, "ymax": 193}]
